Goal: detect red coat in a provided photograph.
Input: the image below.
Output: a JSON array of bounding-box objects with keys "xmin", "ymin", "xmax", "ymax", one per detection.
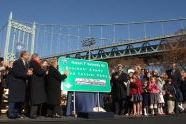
[
  {"xmin": 129, "ymin": 79, "xmax": 143, "ymax": 96},
  {"xmin": 148, "ymin": 82, "xmax": 160, "ymax": 94}
]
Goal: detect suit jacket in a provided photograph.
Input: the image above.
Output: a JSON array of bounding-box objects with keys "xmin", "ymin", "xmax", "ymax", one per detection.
[
  {"xmin": 111, "ymin": 71, "xmax": 128, "ymax": 101},
  {"xmin": 169, "ymin": 68, "xmax": 183, "ymax": 102},
  {"xmin": 29, "ymin": 60, "xmax": 47, "ymax": 105},
  {"xmin": 8, "ymin": 59, "xmax": 28, "ymax": 102}
]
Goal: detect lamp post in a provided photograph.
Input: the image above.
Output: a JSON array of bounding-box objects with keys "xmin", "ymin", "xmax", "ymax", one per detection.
[{"xmin": 81, "ymin": 37, "xmax": 96, "ymax": 60}]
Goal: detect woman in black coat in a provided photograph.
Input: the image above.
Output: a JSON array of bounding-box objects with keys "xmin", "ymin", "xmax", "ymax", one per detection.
[
  {"xmin": 29, "ymin": 54, "xmax": 47, "ymax": 119},
  {"xmin": 46, "ymin": 58, "xmax": 67, "ymax": 118}
]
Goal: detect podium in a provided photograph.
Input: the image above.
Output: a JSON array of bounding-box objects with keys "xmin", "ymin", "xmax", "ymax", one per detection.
[{"xmin": 66, "ymin": 92, "xmax": 114, "ymax": 119}]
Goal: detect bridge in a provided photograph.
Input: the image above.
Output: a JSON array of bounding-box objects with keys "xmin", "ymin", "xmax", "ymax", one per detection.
[
  {"xmin": 46, "ymin": 33, "xmax": 186, "ymax": 60},
  {"xmin": 0, "ymin": 12, "xmax": 186, "ymax": 61}
]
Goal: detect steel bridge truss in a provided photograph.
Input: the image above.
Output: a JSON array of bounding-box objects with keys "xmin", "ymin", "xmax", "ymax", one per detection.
[{"xmin": 46, "ymin": 33, "xmax": 186, "ymax": 60}]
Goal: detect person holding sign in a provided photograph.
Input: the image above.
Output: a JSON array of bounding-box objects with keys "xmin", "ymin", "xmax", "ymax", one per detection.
[{"xmin": 46, "ymin": 58, "xmax": 68, "ymax": 118}]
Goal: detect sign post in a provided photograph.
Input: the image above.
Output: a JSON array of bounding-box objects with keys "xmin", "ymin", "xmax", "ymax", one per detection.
[{"xmin": 58, "ymin": 57, "xmax": 111, "ymax": 117}]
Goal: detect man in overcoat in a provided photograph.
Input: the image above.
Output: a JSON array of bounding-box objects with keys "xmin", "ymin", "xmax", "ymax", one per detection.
[{"xmin": 7, "ymin": 51, "xmax": 33, "ymax": 119}]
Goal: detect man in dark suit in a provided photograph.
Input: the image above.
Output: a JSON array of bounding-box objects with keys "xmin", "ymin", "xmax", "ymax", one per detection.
[
  {"xmin": 167, "ymin": 63, "xmax": 184, "ymax": 113},
  {"xmin": 7, "ymin": 51, "xmax": 33, "ymax": 119},
  {"xmin": 111, "ymin": 64, "xmax": 129, "ymax": 115}
]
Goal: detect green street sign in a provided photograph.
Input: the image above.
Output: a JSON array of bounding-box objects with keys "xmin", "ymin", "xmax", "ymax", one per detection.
[{"xmin": 58, "ymin": 57, "xmax": 111, "ymax": 92}]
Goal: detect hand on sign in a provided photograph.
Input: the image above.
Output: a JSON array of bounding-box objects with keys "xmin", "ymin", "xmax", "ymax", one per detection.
[{"xmin": 64, "ymin": 71, "xmax": 68, "ymax": 76}]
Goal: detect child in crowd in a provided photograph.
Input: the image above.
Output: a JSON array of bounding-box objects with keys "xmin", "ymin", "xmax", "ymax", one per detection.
[
  {"xmin": 148, "ymin": 77, "xmax": 160, "ymax": 115},
  {"xmin": 142, "ymin": 79, "xmax": 149, "ymax": 116},
  {"xmin": 126, "ymin": 69, "xmax": 135, "ymax": 116},
  {"xmin": 157, "ymin": 74, "xmax": 166, "ymax": 115},
  {"xmin": 129, "ymin": 73, "xmax": 143, "ymax": 116}
]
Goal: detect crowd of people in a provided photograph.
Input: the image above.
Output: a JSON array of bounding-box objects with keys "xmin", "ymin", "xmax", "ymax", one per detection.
[
  {"xmin": 111, "ymin": 64, "xmax": 186, "ymax": 116},
  {"xmin": 1, "ymin": 50, "xmax": 186, "ymax": 119},
  {"xmin": 0, "ymin": 51, "xmax": 68, "ymax": 119}
]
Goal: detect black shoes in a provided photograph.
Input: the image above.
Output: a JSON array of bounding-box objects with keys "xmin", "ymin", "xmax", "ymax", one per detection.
[
  {"xmin": 17, "ymin": 114, "xmax": 25, "ymax": 119},
  {"xmin": 46, "ymin": 114, "xmax": 62, "ymax": 118},
  {"xmin": 52, "ymin": 114, "xmax": 62, "ymax": 118},
  {"xmin": 8, "ymin": 115, "xmax": 17, "ymax": 119},
  {"xmin": 30, "ymin": 115, "xmax": 37, "ymax": 119},
  {"xmin": 8, "ymin": 114, "xmax": 24, "ymax": 119}
]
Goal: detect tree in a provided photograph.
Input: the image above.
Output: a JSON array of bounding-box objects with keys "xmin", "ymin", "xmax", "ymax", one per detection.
[{"xmin": 161, "ymin": 31, "xmax": 186, "ymax": 70}]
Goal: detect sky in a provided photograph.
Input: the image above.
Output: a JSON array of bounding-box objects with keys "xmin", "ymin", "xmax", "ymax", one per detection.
[
  {"xmin": 0, "ymin": 0, "xmax": 186, "ymax": 57},
  {"xmin": 0, "ymin": 0, "xmax": 186, "ymax": 26}
]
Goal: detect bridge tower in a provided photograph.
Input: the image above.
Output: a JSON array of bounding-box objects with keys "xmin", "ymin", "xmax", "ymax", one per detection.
[{"xmin": 4, "ymin": 12, "xmax": 36, "ymax": 61}]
